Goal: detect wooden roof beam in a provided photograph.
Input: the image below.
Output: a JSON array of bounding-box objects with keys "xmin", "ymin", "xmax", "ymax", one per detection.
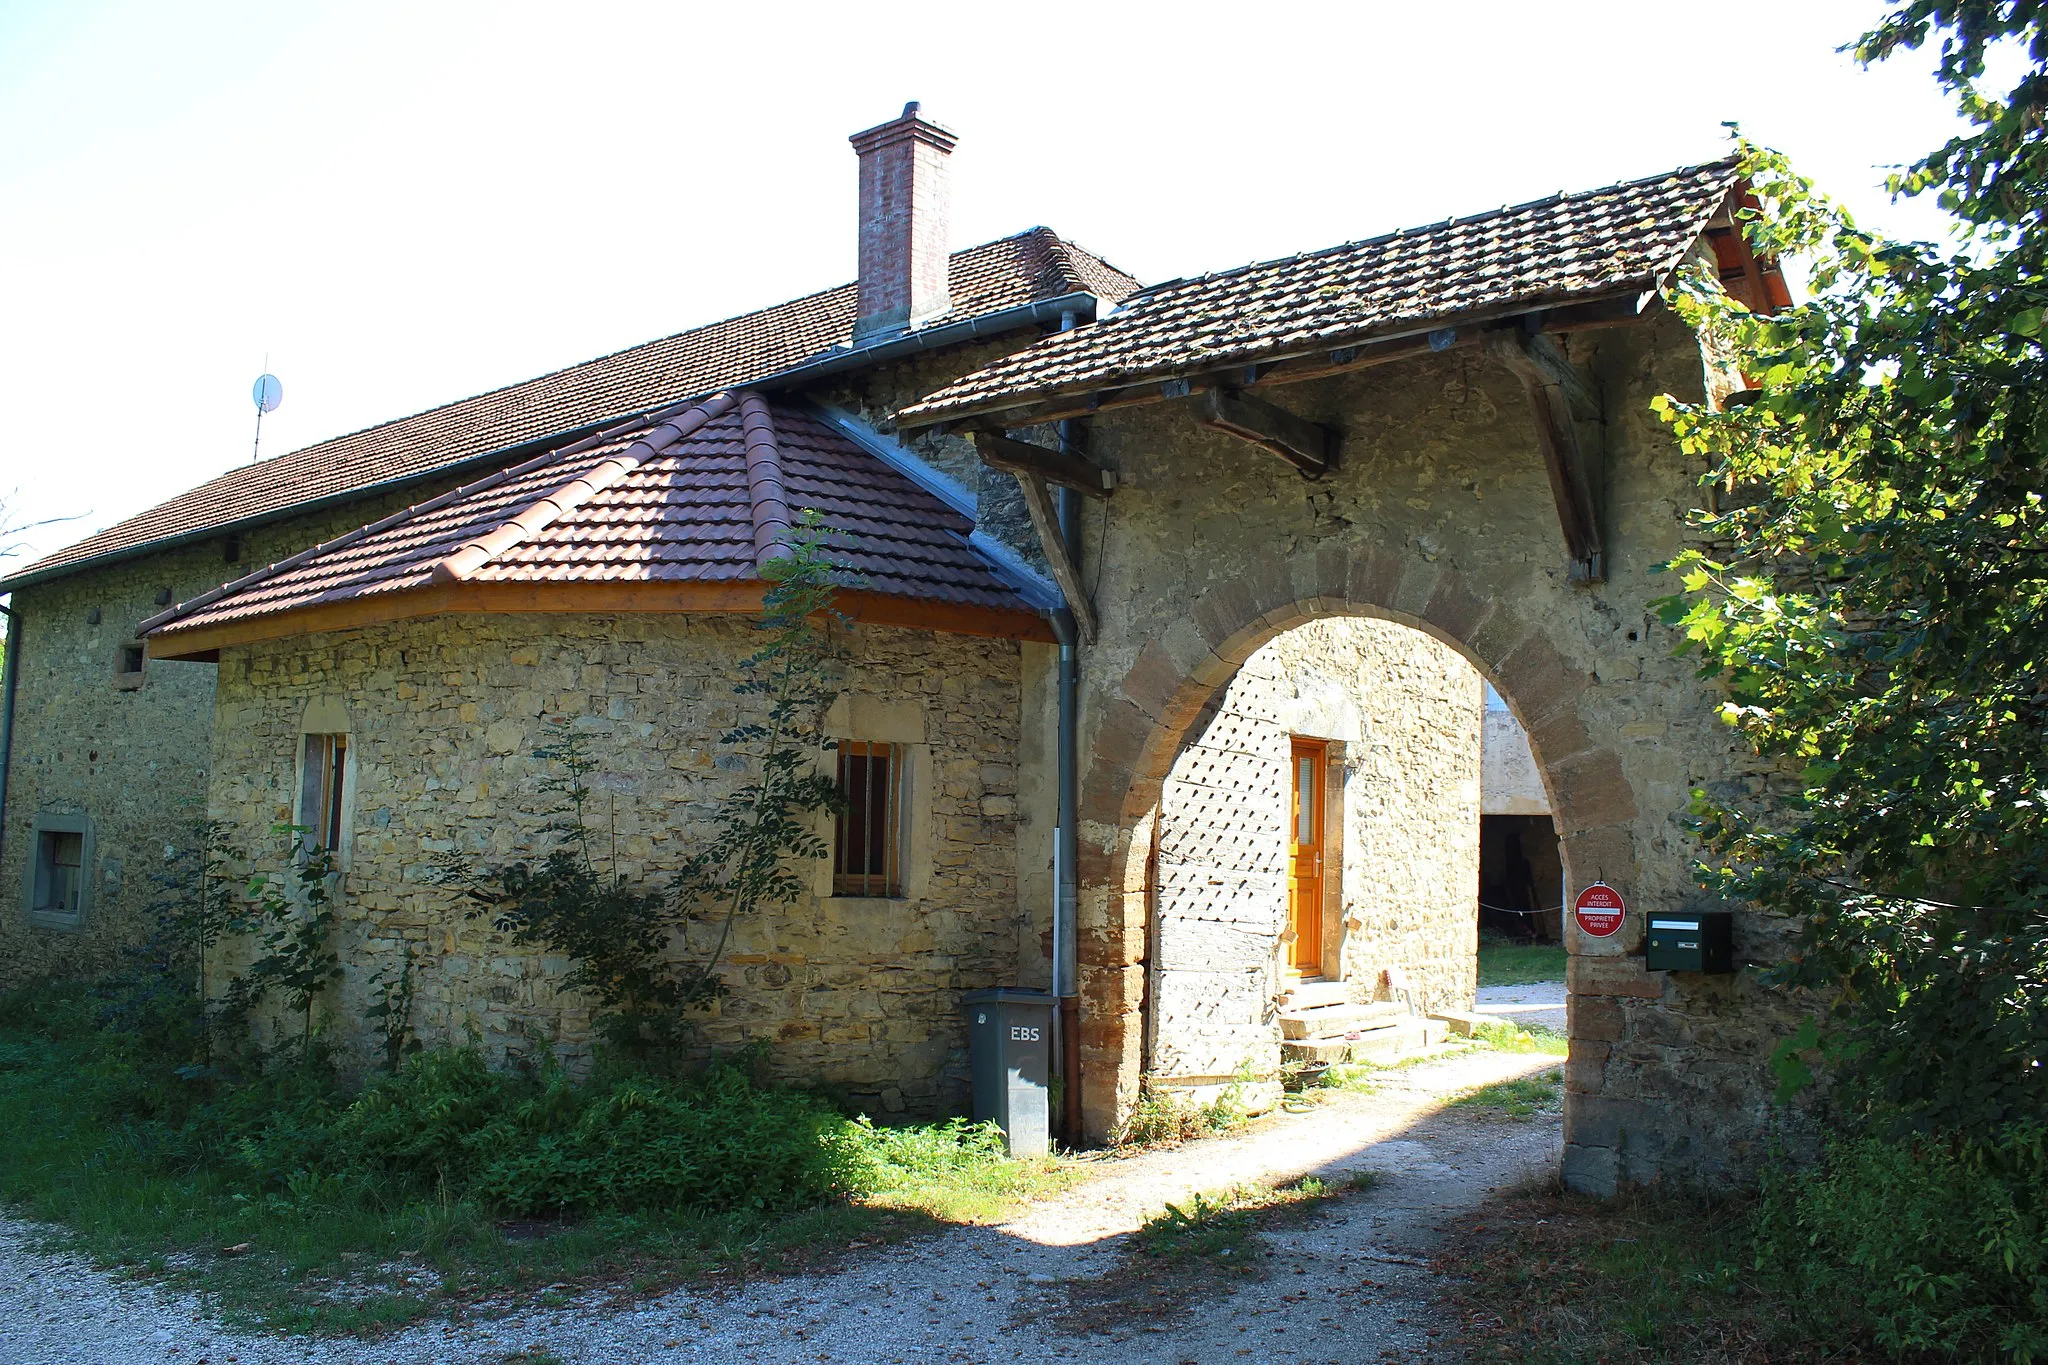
[
  {"xmin": 1197, "ymin": 388, "xmax": 1338, "ymax": 478},
  {"xmin": 1489, "ymin": 329, "xmax": 1605, "ymax": 583},
  {"xmin": 1008, "ymin": 471, "xmax": 1097, "ymax": 644},
  {"xmin": 973, "ymin": 430, "xmax": 1114, "ymax": 498},
  {"xmin": 906, "ymin": 293, "xmax": 1653, "ymax": 433}
]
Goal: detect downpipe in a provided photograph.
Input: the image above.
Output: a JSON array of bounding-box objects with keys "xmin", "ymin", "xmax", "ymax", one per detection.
[
  {"xmin": 0, "ymin": 600, "xmax": 17, "ymax": 867},
  {"xmin": 1050, "ymin": 307, "xmax": 1085, "ymax": 1147}
]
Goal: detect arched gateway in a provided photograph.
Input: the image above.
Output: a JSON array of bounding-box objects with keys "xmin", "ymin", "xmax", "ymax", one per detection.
[{"xmin": 899, "ymin": 162, "xmax": 1805, "ymax": 1194}]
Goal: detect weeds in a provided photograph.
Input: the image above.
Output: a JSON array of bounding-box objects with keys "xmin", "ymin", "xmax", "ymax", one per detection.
[
  {"xmin": 1449, "ymin": 1069, "xmax": 1563, "ymax": 1120},
  {"xmin": 0, "ymin": 986, "xmax": 1061, "ymax": 1333},
  {"xmin": 1469, "ymin": 1020, "xmax": 1569, "ymax": 1056}
]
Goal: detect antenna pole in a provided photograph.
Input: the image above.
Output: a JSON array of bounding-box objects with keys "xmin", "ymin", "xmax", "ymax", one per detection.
[{"xmin": 252, "ymin": 403, "xmax": 264, "ymax": 464}]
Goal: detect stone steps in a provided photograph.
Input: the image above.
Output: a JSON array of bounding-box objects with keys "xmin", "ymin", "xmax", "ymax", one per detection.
[
  {"xmin": 1278, "ymin": 979, "xmax": 1353, "ymax": 1011},
  {"xmin": 1277, "ymin": 1000, "xmax": 1409, "ymax": 1040},
  {"xmin": 1281, "ymin": 1018, "xmax": 1445, "ymax": 1066}
]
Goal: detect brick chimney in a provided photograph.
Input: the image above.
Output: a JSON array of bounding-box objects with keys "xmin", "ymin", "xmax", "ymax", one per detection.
[{"xmin": 850, "ymin": 101, "xmax": 957, "ymax": 343}]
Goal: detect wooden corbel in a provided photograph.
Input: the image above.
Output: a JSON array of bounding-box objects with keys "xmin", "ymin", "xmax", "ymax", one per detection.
[
  {"xmin": 1489, "ymin": 330, "xmax": 1606, "ymax": 583},
  {"xmin": 1010, "ymin": 470, "xmax": 1097, "ymax": 644},
  {"xmin": 1196, "ymin": 388, "xmax": 1339, "ymax": 478},
  {"xmin": 972, "ymin": 430, "xmax": 1114, "ymax": 498}
]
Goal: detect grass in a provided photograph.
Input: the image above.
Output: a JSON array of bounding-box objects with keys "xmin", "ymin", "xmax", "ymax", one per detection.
[
  {"xmin": 0, "ymin": 997, "xmax": 1075, "ymax": 1335},
  {"xmin": 1442, "ymin": 1183, "xmax": 1869, "ymax": 1364},
  {"xmin": 1448, "ymin": 1067, "xmax": 1563, "ymax": 1119},
  {"xmin": 1477, "ymin": 937, "xmax": 1567, "ymax": 987},
  {"xmin": 1470, "ymin": 1019, "xmax": 1569, "ymax": 1056},
  {"xmin": 1046, "ymin": 1172, "xmax": 1375, "ymax": 1334}
]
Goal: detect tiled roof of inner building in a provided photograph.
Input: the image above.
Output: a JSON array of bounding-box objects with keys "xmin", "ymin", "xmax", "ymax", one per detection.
[
  {"xmin": 143, "ymin": 392, "xmax": 1042, "ymax": 642},
  {"xmin": 7, "ymin": 229, "xmax": 1138, "ymax": 589},
  {"xmin": 897, "ymin": 159, "xmax": 1741, "ymax": 426}
]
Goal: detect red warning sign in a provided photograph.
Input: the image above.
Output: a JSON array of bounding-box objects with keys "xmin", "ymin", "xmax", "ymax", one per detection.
[{"xmin": 1574, "ymin": 883, "xmax": 1627, "ymax": 939}]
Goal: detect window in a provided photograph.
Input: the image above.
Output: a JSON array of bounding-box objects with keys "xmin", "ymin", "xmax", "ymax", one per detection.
[
  {"xmin": 24, "ymin": 811, "xmax": 92, "ymax": 930},
  {"xmin": 34, "ymin": 831, "xmax": 83, "ymax": 918},
  {"xmin": 114, "ymin": 640, "xmax": 146, "ymax": 690},
  {"xmin": 299, "ymin": 733, "xmax": 349, "ymax": 855},
  {"xmin": 834, "ymin": 741, "xmax": 903, "ymax": 897}
]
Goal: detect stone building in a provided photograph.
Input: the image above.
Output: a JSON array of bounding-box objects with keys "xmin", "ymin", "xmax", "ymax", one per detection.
[{"xmin": 3, "ymin": 102, "xmax": 1799, "ymax": 1189}]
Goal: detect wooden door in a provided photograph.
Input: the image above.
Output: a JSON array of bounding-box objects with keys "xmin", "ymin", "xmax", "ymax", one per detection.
[{"xmin": 1288, "ymin": 738, "xmax": 1326, "ymax": 975}]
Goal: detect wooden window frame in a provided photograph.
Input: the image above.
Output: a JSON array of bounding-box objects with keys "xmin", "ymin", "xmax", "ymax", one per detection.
[
  {"xmin": 833, "ymin": 740, "xmax": 905, "ymax": 898},
  {"xmin": 24, "ymin": 810, "xmax": 93, "ymax": 932},
  {"xmin": 298, "ymin": 732, "xmax": 350, "ymax": 858}
]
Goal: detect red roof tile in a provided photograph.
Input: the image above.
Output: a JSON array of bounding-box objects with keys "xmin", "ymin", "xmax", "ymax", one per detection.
[
  {"xmin": 142, "ymin": 392, "xmax": 1043, "ymax": 643},
  {"xmin": 9, "ymin": 229, "xmax": 1137, "ymax": 590},
  {"xmin": 898, "ymin": 161, "xmax": 1739, "ymax": 426}
]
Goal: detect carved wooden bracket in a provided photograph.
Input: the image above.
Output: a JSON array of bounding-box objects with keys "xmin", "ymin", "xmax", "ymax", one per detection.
[{"xmin": 1489, "ymin": 330, "xmax": 1605, "ymax": 583}]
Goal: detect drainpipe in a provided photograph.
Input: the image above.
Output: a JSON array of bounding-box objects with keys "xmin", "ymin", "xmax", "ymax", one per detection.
[
  {"xmin": 0, "ymin": 600, "xmax": 18, "ymax": 866},
  {"xmin": 1051, "ymin": 310, "xmax": 1084, "ymax": 1147}
]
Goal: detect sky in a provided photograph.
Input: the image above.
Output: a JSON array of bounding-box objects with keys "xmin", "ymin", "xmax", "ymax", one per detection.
[{"xmin": 0, "ymin": 0, "xmax": 1990, "ymax": 572}]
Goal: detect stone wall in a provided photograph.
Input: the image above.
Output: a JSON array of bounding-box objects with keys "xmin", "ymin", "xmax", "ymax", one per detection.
[
  {"xmin": 207, "ymin": 611, "xmax": 1032, "ymax": 1118},
  {"xmin": 0, "ymin": 328, "xmax": 1062, "ymax": 992},
  {"xmin": 0, "ymin": 486, "xmax": 442, "ymax": 986},
  {"xmin": 1149, "ymin": 618, "xmax": 1481, "ymax": 1087},
  {"xmin": 1063, "ymin": 310, "xmax": 1810, "ymax": 1191},
  {"xmin": 1483, "ymin": 704, "xmax": 1549, "ymax": 816}
]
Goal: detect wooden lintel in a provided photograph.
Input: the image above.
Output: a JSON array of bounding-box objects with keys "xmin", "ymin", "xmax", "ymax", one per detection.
[
  {"xmin": 1009, "ymin": 471, "xmax": 1097, "ymax": 644},
  {"xmin": 973, "ymin": 430, "xmax": 1113, "ymax": 499},
  {"xmin": 1197, "ymin": 388, "xmax": 1337, "ymax": 477},
  {"xmin": 1488, "ymin": 330, "xmax": 1605, "ymax": 583}
]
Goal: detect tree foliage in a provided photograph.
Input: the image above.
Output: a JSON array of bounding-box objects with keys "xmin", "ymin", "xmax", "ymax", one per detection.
[{"xmin": 1654, "ymin": 4, "xmax": 2048, "ymax": 1135}]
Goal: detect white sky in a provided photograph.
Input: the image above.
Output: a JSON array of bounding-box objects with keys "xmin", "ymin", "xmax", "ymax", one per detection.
[{"xmin": 0, "ymin": 0, "xmax": 1981, "ymax": 571}]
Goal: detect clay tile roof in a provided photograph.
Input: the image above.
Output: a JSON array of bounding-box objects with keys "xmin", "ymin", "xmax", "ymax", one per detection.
[
  {"xmin": 8, "ymin": 229, "xmax": 1138, "ymax": 591},
  {"xmin": 897, "ymin": 159, "xmax": 1740, "ymax": 427},
  {"xmin": 141, "ymin": 393, "xmax": 1046, "ymax": 643}
]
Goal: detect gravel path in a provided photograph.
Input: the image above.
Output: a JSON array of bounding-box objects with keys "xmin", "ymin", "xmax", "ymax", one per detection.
[{"xmin": 0, "ymin": 1048, "xmax": 1561, "ymax": 1364}]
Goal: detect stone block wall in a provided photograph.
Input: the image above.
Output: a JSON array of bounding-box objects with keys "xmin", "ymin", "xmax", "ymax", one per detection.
[
  {"xmin": 206, "ymin": 611, "xmax": 1029, "ymax": 1118},
  {"xmin": 0, "ymin": 485, "xmax": 444, "ymax": 986},
  {"xmin": 1148, "ymin": 617, "xmax": 1481, "ymax": 1087}
]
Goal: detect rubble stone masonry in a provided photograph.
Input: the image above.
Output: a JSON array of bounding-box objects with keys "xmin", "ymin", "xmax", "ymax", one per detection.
[
  {"xmin": 1149, "ymin": 618, "xmax": 1481, "ymax": 1087},
  {"xmin": 205, "ymin": 612, "xmax": 1030, "ymax": 1118}
]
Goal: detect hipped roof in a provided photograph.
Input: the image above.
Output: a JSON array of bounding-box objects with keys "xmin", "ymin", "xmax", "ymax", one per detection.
[
  {"xmin": 143, "ymin": 393, "xmax": 1053, "ymax": 658},
  {"xmin": 8, "ymin": 229, "xmax": 1137, "ymax": 591}
]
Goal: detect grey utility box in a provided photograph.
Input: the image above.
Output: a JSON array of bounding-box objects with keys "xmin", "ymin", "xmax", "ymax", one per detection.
[{"xmin": 963, "ymin": 988, "xmax": 1053, "ymax": 1157}]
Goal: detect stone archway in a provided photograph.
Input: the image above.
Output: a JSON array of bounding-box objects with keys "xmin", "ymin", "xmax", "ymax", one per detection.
[
  {"xmin": 1073, "ymin": 543, "xmax": 1645, "ymax": 1177},
  {"xmin": 945, "ymin": 314, "xmax": 1798, "ymax": 1193}
]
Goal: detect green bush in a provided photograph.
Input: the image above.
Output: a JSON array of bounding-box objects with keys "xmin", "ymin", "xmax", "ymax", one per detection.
[{"xmin": 1756, "ymin": 1128, "xmax": 2048, "ymax": 1361}]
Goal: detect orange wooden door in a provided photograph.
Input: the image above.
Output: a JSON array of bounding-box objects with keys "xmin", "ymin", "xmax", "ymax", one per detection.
[{"xmin": 1288, "ymin": 738, "xmax": 1326, "ymax": 975}]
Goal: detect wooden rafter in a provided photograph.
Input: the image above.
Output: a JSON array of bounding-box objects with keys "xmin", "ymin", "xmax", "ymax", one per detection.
[
  {"xmin": 1197, "ymin": 388, "xmax": 1338, "ymax": 477},
  {"xmin": 906, "ymin": 292, "xmax": 1651, "ymax": 433},
  {"xmin": 1009, "ymin": 471, "xmax": 1097, "ymax": 644},
  {"xmin": 1489, "ymin": 330, "xmax": 1606, "ymax": 583},
  {"xmin": 973, "ymin": 430, "xmax": 1114, "ymax": 498}
]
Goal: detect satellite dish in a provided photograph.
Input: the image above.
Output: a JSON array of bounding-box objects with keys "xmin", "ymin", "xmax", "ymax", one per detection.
[{"xmin": 252, "ymin": 373, "xmax": 284, "ymax": 413}]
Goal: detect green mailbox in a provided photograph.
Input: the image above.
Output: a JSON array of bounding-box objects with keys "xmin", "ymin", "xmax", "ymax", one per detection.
[{"xmin": 1645, "ymin": 912, "xmax": 1735, "ymax": 974}]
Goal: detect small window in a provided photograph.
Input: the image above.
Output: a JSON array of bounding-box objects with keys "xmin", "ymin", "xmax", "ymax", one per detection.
[
  {"xmin": 834, "ymin": 741, "xmax": 903, "ymax": 897},
  {"xmin": 114, "ymin": 641, "xmax": 146, "ymax": 690},
  {"xmin": 24, "ymin": 811, "xmax": 91, "ymax": 930},
  {"xmin": 300, "ymin": 733, "xmax": 350, "ymax": 854},
  {"xmin": 33, "ymin": 830, "xmax": 84, "ymax": 919}
]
